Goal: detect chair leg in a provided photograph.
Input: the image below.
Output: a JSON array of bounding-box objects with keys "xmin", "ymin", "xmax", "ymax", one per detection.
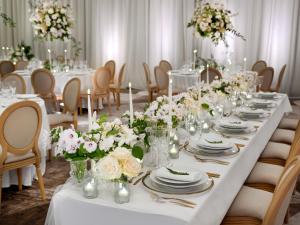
[
  {"xmin": 117, "ymin": 92, "xmax": 120, "ymax": 110},
  {"xmin": 0, "ymin": 172, "xmax": 2, "ymax": 208},
  {"xmin": 17, "ymin": 168, "xmax": 23, "ymax": 191},
  {"xmin": 73, "ymin": 111, "xmax": 78, "ymax": 129},
  {"xmin": 79, "ymin": 97, "xmax": 83, "ymax": 115},
  {"xmin": 35, "ymin": 163, "xmax": 46, "ymax": 200},
  {"xmin": 113, "ymin": 92, "xmax": 116, "ymax": 102},
  {"xmin": 48, "ymin": 149, "xmax": 52, "ymax": 161},
  {"xmin": 107, "ymin": 94, "xmax": 111, "ymax": 115}
]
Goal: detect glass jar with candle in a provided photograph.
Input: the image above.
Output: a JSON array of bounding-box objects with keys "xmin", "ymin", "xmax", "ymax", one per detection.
[
  {"xmin": 69, "ymin": 159, "xmax": 87, "ymax": 184},
  {"xmin": 114, "ymin": 179, "xmax": 130, "ymax": 204},
  {"xmin": 83, "ymin": 174, "xmax": 98, "ymax": 199}
]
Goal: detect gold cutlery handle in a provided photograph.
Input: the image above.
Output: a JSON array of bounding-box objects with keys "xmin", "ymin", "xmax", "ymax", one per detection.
[
  {"xmin": 163, "ymin": 197, "xmax": 197, "ymax": 206},
  {"xmin": 169, "ymin": 200, "xmax": 195, "ymax": 208},
  {"xmin": 206, "ymin": 172, "xmax": 220, "ymax": 178},
  {"xmin": 194, "ymin": 156, "xmax": 229, "ymax": 165}
]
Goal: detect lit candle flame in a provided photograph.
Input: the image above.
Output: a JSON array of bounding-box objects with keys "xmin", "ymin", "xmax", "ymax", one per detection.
[
  {"xmin": 87, "ymin": 89, "xmax": 91, "ymax": 95},
  {"xmin": 128, "ymin": 82, "xmax": 131, "ymax": 88}
]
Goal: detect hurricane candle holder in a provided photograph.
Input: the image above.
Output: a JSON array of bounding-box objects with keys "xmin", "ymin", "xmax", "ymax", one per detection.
[
  {"xmin": 114, "ymin": 180, "xmax": 130, "ymax": 204},
  {"xmin": 82, "ymin": 176, "xmax": 98, "ymax": 199}
]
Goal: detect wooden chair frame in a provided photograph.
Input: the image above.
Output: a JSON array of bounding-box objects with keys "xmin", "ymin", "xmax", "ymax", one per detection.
[
  {"xmin": 251, "ymin": 60, "xmax": 267, "ymax": 73},
  {"xmin": 143, "ymin": 62, "xmax": 158, "ymax": 102},
  {"xmin": 110, "ymin": 64, "xmax": 126, "ymax": 110},
  {"xmin": 0, "ymin": 60, "xmax": 15, "ymax": 76},
  {"xmin": 199, "ymin": 67, "xmax": 222, "ymax": 83},
  {"xmin": 2, "ymin": 73, "xmax": 26, "ymax": 94},
  {"xmin": 104, "ymin": 60, "xmax": 116, "ymax": 84}
]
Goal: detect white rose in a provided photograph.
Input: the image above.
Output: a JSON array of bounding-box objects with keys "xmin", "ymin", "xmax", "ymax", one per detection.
[
  {"xmin": 110, "ymin": 147, "xmax": 131, "ymax": 161},
  {"xmin": 95, "ymin": 156, "xmax": 121, "ymax": 180},
  {"xmin": 122, "ymin": 156, "xmax": 142, "ymax": 178}
]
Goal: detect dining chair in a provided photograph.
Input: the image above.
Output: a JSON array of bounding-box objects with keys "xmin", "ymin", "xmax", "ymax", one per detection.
[
  {"xmin": 2, "ymin": 73, "xmax": 26, "ymax": 94},
  {"xmin": 104, "ymin": 60, "xmax": 116, "ymax": 84},
  {"xmin": 278, "ymin": 117, "xmax": 299, "ymax": 131},
  {"xmin": 252, "ymin": 60, "xmax": 267, "ymax": 74},
  {"xmin": 199, "ymin": 67, "xmax": 222, "ymax": 83},
  {"xmin": 159, "ymin": 60, "xmax": 172, "ymax": 74},
  {"xmin": 0, "ymin": 101, "xmax": 45, "ymax": 206},
  {"xmin": 221, "ymin": 156, "xmax": 300, "ymax": 225},
  {"xmin": 270, "ymin": 65, "xmax": 286, "ymax": 92},
  {"xmin": 15, "ymin": 60, "xmax": 29, "ymax": 70},
  {"xmin": 109, "ymin": 64, "xmax": 125, "ymax": 110},
  {"xmin": 48, "ymin": 78, "xmax": 81, "ymax": 129},
  {"xmin": 0, "ymin": 60, "xmax": 15, "ymax": 76},
  {"xmin": 143, "ymin": 62, "xmax": 158, "ymax": 102},
  {"xmin": 154, "ymin": 66, "xmax": 169, "ymax": 96},
  {"xmin": 31, "ymin": 69, "xmax": 58, "ymax": 114},
  {"xmin": 258, "ymin": 67, "xmax": 274, "ymax": 92}
]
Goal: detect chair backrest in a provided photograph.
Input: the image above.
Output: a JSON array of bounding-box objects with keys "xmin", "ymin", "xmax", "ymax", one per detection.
[
  {"xmin": 0, "ymin": 101, "xmax": 42, "ymax": 165},
  {"xmin": 31, "ymin": 69, "xmax": 55, "ymax": 96},
  {"xmin": 159, "ymin": 60, "xmax": 172, "ymax": 74},
  {"xmin": 200, "ymin": 68, "xmax": 222, "ymax": 83},
  {"xmin": 92, "ymin": 67, "xmax": 111, "ymax": 94},
  {"xmin": 63, "ymin": 78, "xmax": 81, "ymax": 113},
  {"xmin": 104, "ymin": 60, "xmax": 116, "ymax": 83},
  {"xmin": 258, "ymin": 67, "xmax": 274, "ymax": 92},
  {"xmin": 263, "ymin": 156, "xmax": 300, "ymax": 225},
  {"xmin": 116, "ymin": 64, "xmax": 126, "ymax": 88},
  {"xmin": 0, "ymin": 60, "xmax": 15, "ymax": 76},
  {"xmin": 252, "ymin": 60, "xmax": 267, "ymax": 73},
  {"xmin": 2, "ymin": 73, "xmax": 26, "ymax": 94},
  {"xmin": 154, "ymin": 66, "xmax": 169, "ymax": 92},
  {"xmin": 15, "ymin": 60, "xmax": 29, "ymax": 70},
  {"xmin": 274, "ymin": 64, "xmax": 286, "ymax": 92},
  {"xmin": 143, "ymin": 62, "xmax": 152, "ymax": 86}
]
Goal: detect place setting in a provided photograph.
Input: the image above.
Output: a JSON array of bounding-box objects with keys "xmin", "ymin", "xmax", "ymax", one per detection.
[
  {"xmin": 236, "ymin": 107, "xmax": 270, "ymax": 121},
  {"xmin": 253, "ymin": 92, "xmax": 281, "ymax": 100}
]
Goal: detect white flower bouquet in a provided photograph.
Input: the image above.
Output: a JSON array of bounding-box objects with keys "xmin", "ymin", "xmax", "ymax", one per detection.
[
  {"xmin": 30, "ymin": 1, "xmax": 73, "ymax": 41},
  {"xmin": 187, "ymin": 2, "xmax": 245, "ymax": 45}
]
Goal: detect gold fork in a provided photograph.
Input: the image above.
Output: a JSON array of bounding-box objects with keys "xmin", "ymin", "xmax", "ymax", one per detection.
[{"xmin": 194, "ymin": 155, "xmax": 230, "ymax": 165}]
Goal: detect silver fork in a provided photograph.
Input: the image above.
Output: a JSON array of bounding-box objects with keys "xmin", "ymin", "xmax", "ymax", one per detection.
[
  {"xmin": 194, "ymin": 155, "xmax": 230, "ymax": 165},
  {"xmin": 150, "ymin": 192, "xmax": 196, "ymax": 208}
]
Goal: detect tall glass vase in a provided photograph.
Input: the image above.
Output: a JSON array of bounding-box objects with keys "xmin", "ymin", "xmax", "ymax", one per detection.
[{"xmin": 69, "ymin": 159, "xmax": 87, "ymax": 184}]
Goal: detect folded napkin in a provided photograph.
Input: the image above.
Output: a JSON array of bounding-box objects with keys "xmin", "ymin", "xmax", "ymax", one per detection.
[
  {"xmin": 257, "ymin": 92, "xmax": 276, "ymax": 99},
  {"xmin": 155, "ymin": 167, "xmax": 202, "ymax": 182},
  {"xmin": 251, "ymin": 99, "xmax": 273, "ymax": 105},
  {"xmin": 238, "ymin": 108, "xmax": 265, "ymax": 115},
  {"xmin": 219, "ymin": 119, "xmax": 248, "ymax": 129},
  {"xmin": 197, "ymin": 133, "xmax": 233, "ymax": 149}
]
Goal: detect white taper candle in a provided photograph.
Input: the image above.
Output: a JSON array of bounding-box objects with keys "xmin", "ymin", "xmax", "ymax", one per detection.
[
  {"xmin": 206, "ymin": 64, "xmax": 209, "ymax": 84},
  {"xmin": 129, "ymin": 82, "xmax": 134, "ymax": 126},
  {"xmin": 87, "ymin": 89, "xmax": 92, "ymax": 131},
  {"xmin": 193, "ymin": 49, "xmax": 197, "ymax": 70},
  {"xmin": 243, "ymin": 57, "xmax": 247, "ymax": 72}
]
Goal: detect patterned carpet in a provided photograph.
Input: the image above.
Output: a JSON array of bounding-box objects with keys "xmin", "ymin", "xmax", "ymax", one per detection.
[{"xmin": 1, "ymin": 94, "xmax": 300, "ymax": 224}]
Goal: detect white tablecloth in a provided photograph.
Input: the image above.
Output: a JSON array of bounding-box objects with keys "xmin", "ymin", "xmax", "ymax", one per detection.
[
  {"xmin": 45, "ymin": 94, "xmax": 292, "ymax": 225},
  {"xmin": 1, "ymin": 97, "xmax": 50, "ymax": 187},
  {"xmin": 14, "ymin": 69, "xmax": 95, "ymax": 94}
]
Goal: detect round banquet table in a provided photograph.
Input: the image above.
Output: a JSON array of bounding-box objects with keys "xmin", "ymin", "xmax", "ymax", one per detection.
[
  {"xmin": 14, "ymin": 69, "xmax": 95, "ymax": 95},
  {"xmin": 1, "ymin": 96, "xmax": 50, "ymax": 187}
]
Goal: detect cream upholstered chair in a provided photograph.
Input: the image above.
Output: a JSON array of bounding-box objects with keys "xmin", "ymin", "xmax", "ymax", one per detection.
[
  {"xmin": 199, "ymin": 68, "xmax": 222, "ymax": 83},
  {"xmin": 278, "ymin": 117, "xmax": 299, "ymax": 131},
  {"xmin": 2, "ymin": 73, "xmax": 26, "ymax": 94},
  {"xmin": 48, "ymin": 78, "xmax": 81, "ymax": 129},
  {"xmin": 154, "ymin": 66, "xmax": 169, "ymax": 96},
  {"xmin": 0, "ymin": 60, "xmax": 15, "ymax": 76},
  {"xmin": 221, "ymin": 156, "xmax": 300, "ymax": 225},
  {"xmin": 252, "ymin": 60, "xmax": 267, "ymax": 74},
  {"xmin": 104, "ymin": 60, "xmax": 116, "ymax": 84},
  {"xmin": 31, "ymin": 69, "xmax": 57, "ymax": 114},
  {"xmin": 109, "ymin": 64, "xmax": 125, "ymax": 110},
  {"xmin": 159, "ymin": 60, "xmax": 172, "ymax": 74},
  {"xmin": 143, "ymin": 62, "xmax": 158, "ymax": 102},
  {"xmin": 0, "ymin": 101, "xmax": 45, "ymax": 205},
  {"xmin": 270, "ymin": 64, "xmax": 286, "ymax": 93},
  {"xmin": 15, "ymin": 60, "xmax": 29, "ymax": 70},
  {"xmin": 246, "ymin": 137, "xmax": 300, "ymax": 193},
  {"xmin": 258, "ymin": 67, "xmax": 274, "ymax": 92}
]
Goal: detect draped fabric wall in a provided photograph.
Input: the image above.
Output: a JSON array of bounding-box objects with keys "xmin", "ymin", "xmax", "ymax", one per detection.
[{"xmin": 1, "ymin": 0, "xmax": 300, "ymax": 97}]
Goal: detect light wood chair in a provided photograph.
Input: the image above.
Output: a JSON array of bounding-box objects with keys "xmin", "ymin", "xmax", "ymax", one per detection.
[
  {"xmin": 15, "ymin": 60, "xmax": 29, "ymax": 70},
  {"xmin": 104, "ymin": 60, "xmax": 116, "ymax": 84},
  {"xmin": 0, "ymin": 101, "xmax": 45, "ymax": 206},
  {"xmin": 221, "ymin": 156, "xmax": 300, "ymax": 225},
  {"xmin": 0, "ymin": 60, "xmax": 15, "ymax": 77},
  {"xmin": 252, "ymin": 60, "xmax": 267, "ymax": 74},
  {"xmin": 159, "ymin": 60, "xmax": 172, "ymax": 74},
  {"xmin": 258, "ymin": 67, "xmax": 274, "ymax": 92},
  {"xmin": 154, "ymin": 66, "xmax": 169, "ymax": 96},
  {"xmin": 199, "ymin": 67, "xmax": 222, "ymax": 83},
  {"xmin": 31, "ymin": 69, "xmax": 58, "ymax": 114},
  {"xmin": 2, "ymin": 73, "xmax": 26, "ymax": 94},
  {"xmin": 270, "ymin": 64, "xmax": 286, "ymax": 93},
  {"xmin": 48, "ymin": 78, "xmax": 81, "ymax": 129},
  {"xmin": 109, "ymin": 64, "xmax": 125, "ymax": 110},
  {"xmin": 143, "ymin": 62, "xmax": 158, "ymax": 102}
]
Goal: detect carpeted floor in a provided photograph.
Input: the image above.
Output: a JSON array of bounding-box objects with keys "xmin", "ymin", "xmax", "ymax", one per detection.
[{"xmin": 1, "ymin": 94, "xmax": 300, "ymax": 225}]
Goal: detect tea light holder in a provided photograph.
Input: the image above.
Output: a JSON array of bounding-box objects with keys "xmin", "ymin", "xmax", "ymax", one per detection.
[
  {"xmin": 169, "ymin": 143, "xmax": 179, "ymax": 159},
  {"xmin": 82, "ymin": 176, "xmax": 98, "ymax": 199},
  {"xmin": 114, "ymin": 180, "xmax": 130, "ymax": 204}
]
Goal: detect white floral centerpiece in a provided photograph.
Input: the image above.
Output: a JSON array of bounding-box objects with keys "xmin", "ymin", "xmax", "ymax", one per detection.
[
  {"xmin": 30, "ymin": 1, "xmax": 73, "ymax": 41},
  {"xmin": 187, "ymin": 2, "xmax": 245, "ymax": 45}
]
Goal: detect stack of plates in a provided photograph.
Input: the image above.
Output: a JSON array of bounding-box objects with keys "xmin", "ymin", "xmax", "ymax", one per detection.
[
  {"xmin": 143, "ymin": 166, "xmax": 213, "ymax": 194},
  {"xmin": 16, "ymin": 94, "xmax": 38, "ymax": 99},
  {"xmin": 237, "ymin": 108, "xmax": 268, "ymax": 119},
  {"xmin": 250, "ymin": 99, "xmax": 275, "ymax": 109},
  {"xmin": 217, "ymin": 119, "xmax": 249, "ymax": 133},
  {"xmin": 255, "ymin": 92, "xmax": 277, "ymax": 99}
]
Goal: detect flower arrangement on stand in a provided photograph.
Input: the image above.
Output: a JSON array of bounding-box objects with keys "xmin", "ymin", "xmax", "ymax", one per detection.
[{"xmin": 187, "ymin": 2, "xmax": 245, "ymax": 46}]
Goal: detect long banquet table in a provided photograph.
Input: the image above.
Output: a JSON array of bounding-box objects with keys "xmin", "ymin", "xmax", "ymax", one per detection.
[
  {"xmin": 45, "ymin": 94, "xmax": 292, "ymax": 225},
  {"xmin": 1, "ymin": 97, "xmax": 50, "ymax": 187}
]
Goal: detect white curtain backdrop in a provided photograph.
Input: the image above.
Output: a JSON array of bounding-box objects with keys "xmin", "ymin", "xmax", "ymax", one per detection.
[{"xmin": 1, "ymin": 0, "xmax": 300, "ymax": 97}]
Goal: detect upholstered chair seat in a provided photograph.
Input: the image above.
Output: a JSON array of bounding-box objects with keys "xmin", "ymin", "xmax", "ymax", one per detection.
[
  {"xmin": 5, "ymin": 151, "xmax": 35, "ymax": 163},
  {"xmin": 48, "ymin": 113, "xmax": 74, "ymax": 126},
  {"xmin": 260, "ymin": 142, "xmax": 291, "ymax": 160},
  {"xmin": 270, "ymin": 128, "xmax": 295, "ymax": 144},
  {"xmin": 227, "ymin": 186, "xmax": 273, "ymax": 220},
  {"xmin": 278, "ymin": 118, "xmax": 299, "ymax": 131}
]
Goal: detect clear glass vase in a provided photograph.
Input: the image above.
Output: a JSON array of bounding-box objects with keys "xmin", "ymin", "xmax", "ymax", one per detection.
[
  {"xmin": 69, "ymin": 160, "xmax": 87, "ymax": 184},
  {"xmin": 144, "ymin": 127, "xmax": 169, "ymax": 168},
  {"xmin": 114, "ymin": 180, "xmax": 130, "ymax": 204}
]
